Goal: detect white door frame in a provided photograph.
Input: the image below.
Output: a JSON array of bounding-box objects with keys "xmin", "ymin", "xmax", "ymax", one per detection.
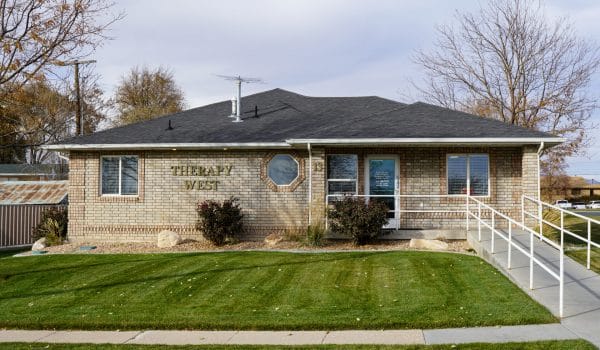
[{"xmin": 364, "ymin": 154, "xmax": 400, "ymax": 229}]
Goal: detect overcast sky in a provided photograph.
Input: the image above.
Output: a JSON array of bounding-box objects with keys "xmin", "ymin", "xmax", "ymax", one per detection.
[{"xmin": 92, "ymin": 0, "xmax": 600, "ymax": 177}]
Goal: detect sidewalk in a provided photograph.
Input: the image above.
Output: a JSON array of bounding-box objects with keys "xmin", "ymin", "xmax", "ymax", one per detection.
[
  {"xmin": 467, "ymin": 227, "xmax": 600, "ymax": 348},
  {"xmin": 0, "ymin": 324, "xmax": 580, "ymax": 345}
]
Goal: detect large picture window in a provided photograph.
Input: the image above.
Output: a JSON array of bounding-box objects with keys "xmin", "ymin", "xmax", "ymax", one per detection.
[
  {"xmin": 101, "ymin": 156, "xmax": 138, "ymax": 195},
  {"xmin": 447, "ymin": 154, "xmax": 489, "ymax": 196},
  {"xmin": 327, "ymin": 154, "xmax": 358, "ymax": 196}
]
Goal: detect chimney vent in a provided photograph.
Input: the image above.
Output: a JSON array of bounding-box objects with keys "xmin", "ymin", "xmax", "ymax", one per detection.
[{"xmin": 229, "ymin": 98, "xmax": 237, "ymax": 118}]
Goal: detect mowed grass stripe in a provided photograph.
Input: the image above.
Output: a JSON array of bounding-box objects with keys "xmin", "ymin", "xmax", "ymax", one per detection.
[{"xmin": 0, "ymin": 251, "xmax": 556, "ymax": 330}]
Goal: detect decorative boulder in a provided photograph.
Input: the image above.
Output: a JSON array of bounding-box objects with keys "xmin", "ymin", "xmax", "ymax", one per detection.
[
  {"xmin": 32, "ymin": 237, "xmax": 47, "ymax": 251},
  {"xmin": 409, "ymin": 238, "xmax": 449, "ymax": 250},
  {"xmin": 264, "ymin": 233, "xmax": 284, "ymax": 246},
  {"xmin": 157, "ymin": 230, "xmax": 182, "ymax": 248}
]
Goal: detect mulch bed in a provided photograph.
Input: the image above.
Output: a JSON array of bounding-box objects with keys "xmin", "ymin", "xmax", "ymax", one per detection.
[{"xmin": 22, "ymin": 237, "xmax": 471, "ymax": 255}]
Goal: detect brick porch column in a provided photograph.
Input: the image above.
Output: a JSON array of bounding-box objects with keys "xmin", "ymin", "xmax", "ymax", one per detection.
[
  {"xmin": 309, "ymin": 147, "xmax": 326, "ymax": 226},
  {"xmin": 522, "ymin": 145, "xmax": 540, "ymax": 227}
]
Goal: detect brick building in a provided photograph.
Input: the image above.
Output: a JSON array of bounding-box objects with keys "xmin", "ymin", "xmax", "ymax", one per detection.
[{"xmin": 45, "ymin": 89, "xmax": 563, "ymax": 242}]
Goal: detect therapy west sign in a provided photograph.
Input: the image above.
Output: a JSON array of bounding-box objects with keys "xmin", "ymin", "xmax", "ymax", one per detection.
[{"xmin": 170, "ymin": 165, "xmax": 233, "ymax": 191}]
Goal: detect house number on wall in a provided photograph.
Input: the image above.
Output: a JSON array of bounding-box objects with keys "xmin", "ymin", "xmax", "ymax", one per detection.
[{"xmin": 170, "ymin": 165, "xmax": 233, "ymax": 191}]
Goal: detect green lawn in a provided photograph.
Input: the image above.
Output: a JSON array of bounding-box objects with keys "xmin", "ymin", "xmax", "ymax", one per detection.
[
  {"xmin": 542, "ymin": 210, "xmax": 600, "ymax": 246},
  {"xmin": 566, "ymin": 248, "xmax": 600, "ymax": 273},
  {"xmin": 0, "ymin": 341, "xmax": 595, "ymax": 350},
  {"xmin": 541, "ymin": 209, "xmax": 600, "ymax": 273},
  {"xmin": 0, "ymin": 251, "xmax": 555, "ymax": 330}
]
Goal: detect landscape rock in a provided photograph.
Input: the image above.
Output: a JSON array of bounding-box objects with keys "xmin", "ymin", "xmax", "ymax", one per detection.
[
  {"xmin": 264, "ymin": 233, "xmax": 284, "ymax": 246},
  {"xmin": 157, "ymin": 230, "xmax": 182, "ymax": 248},
  {"xmin": 32, "ymin": 237, "xmax": 47, "ymax": 251},
  {"xmin": 409, "ymin": 238, "xmax": 449, "ymax": 250}
]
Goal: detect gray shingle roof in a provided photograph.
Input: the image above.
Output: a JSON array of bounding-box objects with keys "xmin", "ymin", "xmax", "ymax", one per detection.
[
  {"xmin": 52, "ymin": 88, "xmax": 560, "ymax": 148},
  {"xmin": 0, "ymin": 164, "xmax": 67, "ymax": 176}
]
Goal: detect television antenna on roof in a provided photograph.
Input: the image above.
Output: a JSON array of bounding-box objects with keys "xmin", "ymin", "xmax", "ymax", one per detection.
[{"xmin": 216, "ymin": 75, "xmax": 264, "ymax": 122}]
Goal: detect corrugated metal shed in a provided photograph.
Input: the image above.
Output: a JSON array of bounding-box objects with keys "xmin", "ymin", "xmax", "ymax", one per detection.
[{"xmin": 0, "ymin": 181, "xmax": 68, "ymax": 205}]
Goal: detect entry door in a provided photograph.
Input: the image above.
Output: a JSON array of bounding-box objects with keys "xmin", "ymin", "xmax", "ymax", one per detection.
[{"xmin": 365, "ymin": 155, "xmax": 399, "ymax": 229}]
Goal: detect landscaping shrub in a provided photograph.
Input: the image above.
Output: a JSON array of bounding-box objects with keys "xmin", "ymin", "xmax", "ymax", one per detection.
[
  {"xmin": 327, "ymin": 197, "xmax": 388, "ymax": 245},
  {"xmin": 306, "ymin": 223, "xmax": 326, "ymax": 246},
  {"xmin": 32, "ymin": 207, "xmax": 68, "ymax": 246},
  {"xmin": 196, "ymin": 197, "xmax": 243, "ymax": 245}
]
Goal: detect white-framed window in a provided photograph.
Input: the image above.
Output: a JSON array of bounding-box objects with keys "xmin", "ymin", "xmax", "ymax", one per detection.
[
  {"xmin": 327, "ymin": 154, "xmax": 358, "ymax": 195},
  {"xmin": 101, "ymin": 155, "xmax": 139, "ymax": 196},
  {"xmin": 267, "ymin": 154, "xmax": 299, "ymax": 186},
  {"xmin": 447, "ymin": 154, "xmax": 489, "ymax": 196}
]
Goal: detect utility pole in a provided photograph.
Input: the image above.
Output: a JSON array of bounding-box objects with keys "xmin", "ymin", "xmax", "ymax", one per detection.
[{"xmin": 57, "ymin": 60, "xmax": 96, "ymax": 135}]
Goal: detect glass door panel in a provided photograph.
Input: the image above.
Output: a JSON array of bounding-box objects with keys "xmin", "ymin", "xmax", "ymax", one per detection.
[{"xmin": 367, "ymin": 157, "xmax": 398, "ymax": 229}]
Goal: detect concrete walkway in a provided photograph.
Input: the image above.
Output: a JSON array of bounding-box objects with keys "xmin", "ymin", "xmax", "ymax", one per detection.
[
  {"xmin": 467, "ymin": 227, "xmax": 600, "ymax": 348},
  {"xmin": 0, "ymin": 324, "xmax": 580, "ymax": 345}
]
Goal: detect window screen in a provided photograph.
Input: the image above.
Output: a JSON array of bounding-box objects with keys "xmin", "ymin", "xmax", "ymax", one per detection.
[
  {"xmin": 447, "ymin": 154, "xmax": 489, "ymax": 196},
  {"xmin": 469, "ymin": 155, "xmax": 489, "ymax": 196},
  {"xmin": 101, "ymin": 157, "xmax": 120, "ymax": 195},
  {"xmin": 101, "ymin": 156, "xmax": 138, "ymax": 195},
  {"xmin": 327, "ymin": 154, "xmax": 357, "ymax": 196},
  {"xmin": 121, "ymin": 156, "xmax": 139, "ymax": 195},
  {"xmin": 447, "ymin": 155, "xmax": 468, "ymax": 195}
]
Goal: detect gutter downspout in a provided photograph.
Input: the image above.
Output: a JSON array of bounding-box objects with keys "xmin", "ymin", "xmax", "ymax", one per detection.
[
  {"xmin": 536, "ymin": 142, "xmax": 545, "ymax": 239},
  {"xmin": 308, "ymin": 142, "xmax": 312, "ymax": 226}
]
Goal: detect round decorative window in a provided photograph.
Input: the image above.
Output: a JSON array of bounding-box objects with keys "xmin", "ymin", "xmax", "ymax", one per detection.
[{"xmin": 267, "ymin": 154, "xmax": 299, "ymax": 186}]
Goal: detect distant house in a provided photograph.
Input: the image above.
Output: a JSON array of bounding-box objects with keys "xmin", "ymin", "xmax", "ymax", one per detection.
[
  {"xmin": 542, "ymin": 176, "xmax": 600, "ymax": 200},
  {"xmin": 0, "ymin": 164, "xmax": 68, "ymax": 182},
  {"xmin": 44, "ymin": 88, "xmax": 564, "ymax": 243}
]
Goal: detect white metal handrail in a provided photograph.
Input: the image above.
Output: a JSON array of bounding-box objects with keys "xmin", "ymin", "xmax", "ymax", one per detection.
[
  {"xmin": 522, "ymin": 195, "xmax": 600, "ymax": 270},
  {"xmin": 467, "ymin": 196, "xmax": 564, "ymax": 318}
]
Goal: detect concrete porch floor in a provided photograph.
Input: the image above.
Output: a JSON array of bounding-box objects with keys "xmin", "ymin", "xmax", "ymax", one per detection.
[{"xmin": 467, "ymin": 227, "xmax": 600, "ymax": 347}]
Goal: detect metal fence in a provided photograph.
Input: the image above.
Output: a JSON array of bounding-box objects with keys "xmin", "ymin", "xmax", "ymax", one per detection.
[{"xmin": 0, "ymin": 204, "xmax": 67, "ymax": 248}]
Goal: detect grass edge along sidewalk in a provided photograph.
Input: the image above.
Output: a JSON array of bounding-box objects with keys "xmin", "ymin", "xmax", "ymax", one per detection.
[
  {"xmin": 0, "ymin": 251, "xmax": 556, "ymax": 330},
  {"xmin": 0, "ymin": 340, "xmax": 596, "ymax": 350}
]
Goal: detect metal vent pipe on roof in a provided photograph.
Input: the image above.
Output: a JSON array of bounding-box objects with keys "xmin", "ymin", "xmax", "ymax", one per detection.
[
  {"xmin": 229, "ymin": 98, "xmax": 237, "ymax": 118},
  {"xmin": 233, "ymin": 79, "xmax": 242, "ymax": 123}
]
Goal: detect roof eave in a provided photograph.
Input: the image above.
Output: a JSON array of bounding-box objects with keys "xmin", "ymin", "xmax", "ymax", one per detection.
[
  {"xmin": 42, "ymin": 137, "xmax": 565, "ymax": 151},
  {"xmin": 286, "ymin": 137, "xmax": 565, "ymax": 147},
  {"xmin": 42, "ymin": 142, "xmax": 293, "ymax": 151}
]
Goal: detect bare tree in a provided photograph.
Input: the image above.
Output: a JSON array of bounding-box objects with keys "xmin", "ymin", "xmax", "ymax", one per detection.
[
  {"xmin": 112, "ymin": 66, "xmax": 185, "ymax": 126},
  {"xmin": 413, "ymin": 0, "xmax": 599, "ymax": 174},
  {"xmin": 0, "ymin": 69, "xmax": 107, "ymax": 163},
  {"xmin": 0, "ymin": 0, "xmax": 122, "ymax": 91}
]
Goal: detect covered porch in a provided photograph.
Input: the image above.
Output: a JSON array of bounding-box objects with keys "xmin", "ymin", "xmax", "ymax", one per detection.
[{"xmin": 310, "ymin": 145, "xmax": 541, "ymax": 239}]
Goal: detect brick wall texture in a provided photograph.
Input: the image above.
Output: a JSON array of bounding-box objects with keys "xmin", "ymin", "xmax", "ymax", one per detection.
[{"xmin": 67, "ymin": 146, "xmax": 539, "ymax": 242}]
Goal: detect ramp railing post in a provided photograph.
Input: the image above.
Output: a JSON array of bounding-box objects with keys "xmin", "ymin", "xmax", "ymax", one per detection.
[
  {"xmin": 478, "ymin": 201, "xmax": 481, "ymax": 241},
  {"xmin": 560, "ymin": 221, "xmax": 564, "ymax": 318},
  {"xmin": 530, "ymin": 226, "xmax": 534, "ymax": 290},
  {"xmin": 466, "ymin": 196, "xmax": 470, "ymax": 233},
  {"xmin": 508, "ymin": 221, "xmax": 512, "ymax": 269},
  {"xmin": 325, "ymin": 195, "xmax": 329, "ymax": 230},
  {"xmin": 588, "ymin": 220, "xmax": 592, "ymax": 270},
  {"xmin": 539, "ymin": 199, "xmax": 543, "ymax": 241},
  {"xmin": 491, "ymin": 212, "xmax": 495, "ymax": 254},
  {"xmin": 521, "ymin": 195, "xmax": 525, "ymax": 228}
]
